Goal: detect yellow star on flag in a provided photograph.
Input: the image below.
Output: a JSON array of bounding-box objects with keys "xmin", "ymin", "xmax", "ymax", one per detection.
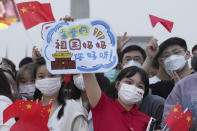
[
  {"xmin": 47, "ymin": 108, "xmax": 51, "ymax": 113},
  {"xmin": 186, "ymin": 116, "xmax": 191, "ymax": 122},
  {"xmin": 21, "ymin": 7, "xmax": 27, "ymax": 13},
  {"xmin": 26, "ymin": 104, "xmax": 32, "ymax": 109},
  {"xmin": 173, "ymin": 108, "xmax": 178, "ymax": 112}
]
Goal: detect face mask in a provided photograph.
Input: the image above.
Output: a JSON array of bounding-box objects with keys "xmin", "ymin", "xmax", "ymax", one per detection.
[
  {"xmin": 73, "ymin": 75, "xmax": 85, "ymax": 91},
  {"xmin": 118, "ymin": 83, "xmax": 144, "ymax": 105},
  {"xmin": 35, "ymin": 77, "xmax": 61, "ymax": 96},
  {"xmin": 123, "ymin": 60, "xmax": 142, "ymax": 69},
  {"xmin": 19, "ymin": 84, "xmax": 36, "ymax": 100},
  {"xmin": 104, "ymin": 69, "xmax": 120, "ymax": 83},
  {"xmin": 164, "ymin": 54, "xmax": 186, "ymax": 73}
]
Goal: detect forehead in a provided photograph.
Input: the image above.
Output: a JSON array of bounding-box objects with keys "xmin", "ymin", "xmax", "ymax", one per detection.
[
  {"xmin": 123, "ymin": 50, "xmax": 143, "ymax": 58},
  {"xmin": 122, "ymin": 73, "xmax": 143, "ymax": 83},
  {"xmin": 19, "ymin": 70, "xmax": 33, "ymax": 79},
  {"xmin": 162, "ymin": 45, "xmax": 183, "ymax": 53}
]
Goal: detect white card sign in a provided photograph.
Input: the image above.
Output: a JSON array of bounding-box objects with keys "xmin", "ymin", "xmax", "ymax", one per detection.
[{"xmin": 42, "ymin": 19, "xmax": 118, "ymax": 74}]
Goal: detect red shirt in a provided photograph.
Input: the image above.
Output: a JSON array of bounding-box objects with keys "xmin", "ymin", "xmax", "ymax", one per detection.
[{"xmin": 91, "ymin": 92, "xmax": 150, "ymax": 131}]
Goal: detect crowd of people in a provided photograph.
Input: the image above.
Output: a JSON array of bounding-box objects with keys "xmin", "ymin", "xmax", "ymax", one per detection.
[{"xmin": 1, "ymin": 17, "xmax": 197, "ymax": 131}]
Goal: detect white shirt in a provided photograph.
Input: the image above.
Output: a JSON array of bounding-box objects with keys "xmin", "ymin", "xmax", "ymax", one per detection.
[
  {"xmin": 149, "ymin": 76, "xmax": 161, "ymax": 84},
  {"xmin": 76, "ymin": 98, "xmax": 94, "ymax": 131},
  {"xmin": 48, "ymin": 99, "xmax": 89, "ymax": 131},
  {"xmin": 0, "ymin": 95, "xmax": 15, "ymax": 131}
]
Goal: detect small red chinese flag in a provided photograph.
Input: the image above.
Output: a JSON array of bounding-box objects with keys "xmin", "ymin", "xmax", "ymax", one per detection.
[
  {"xmin": 3, "ymin": 100, "xmax": 36, "ymax": 124},
  {"xmin": 16, "ymin": 1, "xmax": 55, "ymax": 29},
  {"xmin": 3, "ymin": 100, "xmax": 52, "ymax": 131},
  {"xmin": 12, "ymin": 101, "xmax": 52, "ymax": 131},
  {"xmin": 164, "ymin": 103, "xmax": 184, "ymax": 128},
  {"xmin": 184, "ymin": 109, "xmax": 193, "ymax": 129},
  {"xmin": 149, "ymin": 14, "xmax": 174, "ymax": 33}
]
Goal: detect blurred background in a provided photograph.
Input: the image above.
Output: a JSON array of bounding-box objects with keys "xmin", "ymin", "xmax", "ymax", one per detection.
[{"xmin": 0, "ymin": 0, "xmax": 197, "ymax": 68}]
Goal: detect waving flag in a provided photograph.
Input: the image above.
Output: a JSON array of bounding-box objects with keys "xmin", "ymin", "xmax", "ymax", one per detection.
[
  {"xmin": 164, "ymin": 104, "xmax": 193, "ymax": 131},
  {"xmin": 184, "ymin": 109, "xmax": 193, "ymax": 130},
  {"xmin": 149, "ymin": 14, "xmax": 174, "ymax": 33},
  {"xmin": 0, "ymin": 0, "xmax": 19, "ymax": 30},
  {"xmin": 16, "ymin": 1, "xmax": 55, "ymax": 30},
  {"xmin": 3, "ymin": 100, "xmax": 52, "ymax": 131}
]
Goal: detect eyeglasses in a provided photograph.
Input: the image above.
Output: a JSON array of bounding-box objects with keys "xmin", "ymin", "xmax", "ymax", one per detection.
[{"xmin": 160, "ymin": 49, "xmax": 185, "ymax": 59}]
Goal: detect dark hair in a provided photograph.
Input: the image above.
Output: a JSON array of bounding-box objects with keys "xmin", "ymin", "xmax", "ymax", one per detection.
[
  {"xmin": 154, "ymin": 37, "xmax": 187, "ymax": 68},
  {"xmin": 0, "ymin": 68, "xmax": 14, "ymax": 101},
  {"xmin": 33, "ymin": 57, "xmax": 66, "ymax": 119},
  {"xmin": 67, "ymin": 73, "xmax": 110, "ymax": 99},
  {"xmin": 120, "ymin": 45, "xmax": 146, "ymax": 63},
  {"xmin": 16, "ymin": 63, "xmax": 35, "ymax": 88},
  {"xmin": 192, "ymin": 44, "xmax": 197, "ymax": 54},
  {"xmin": 0, "ymin": 58, "xmax": 16, "ymax": 80},
  {"xmin": 19, "ymin": 57, "xmax": 33, "ymax": 68},
  {"xmin": 66, "ymin": 75, "xmax": 81, "ymax": 99},
  {"xmin": 116, "ymin": 66, "xmax": 149, "ymax": 97}
]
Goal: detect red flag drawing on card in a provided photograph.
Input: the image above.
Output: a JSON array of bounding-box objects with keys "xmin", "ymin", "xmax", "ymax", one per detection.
[
  {"xmin": 16, "ymin": 1, "xmax": 55, "ymax": 30},
  {"xmin": 149, "ymin": 14, "xmax": 174, "ymax": 33}
]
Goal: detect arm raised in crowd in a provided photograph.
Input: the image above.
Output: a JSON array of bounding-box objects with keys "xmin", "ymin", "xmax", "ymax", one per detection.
[
  {"xmin": 117, "ymin": 32, "xmax": 132, "ymax": 53},
  {"xmin": 142, "ymin": 38, "xmax": 159, "ymax": 72},
  {"xmin": 32, "ymin": 46, "xmax": 41, "ymax": 62},
  {"xmin": 83, "ymin": 74, "xmax": 101, "ymax": 108}
]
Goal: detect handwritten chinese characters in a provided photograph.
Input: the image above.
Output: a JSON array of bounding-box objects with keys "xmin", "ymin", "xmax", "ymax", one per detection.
[{"xmin": 42, "ymin": 19, "xmax": 117, "ymax": 74}]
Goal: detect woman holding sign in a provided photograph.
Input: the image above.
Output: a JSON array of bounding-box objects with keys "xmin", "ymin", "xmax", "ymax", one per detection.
[
  {"xmin": 33, "ymin": 57, "xmax": 89, "ymax": 131},
  {"xmin": 83, "ymin": 66, "xmax": 150, "ymax": 131}
]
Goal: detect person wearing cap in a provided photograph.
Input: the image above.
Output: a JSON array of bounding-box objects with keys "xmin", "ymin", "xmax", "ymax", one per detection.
[{"xmin": 150, "ymin": 37, "xmax": 193, "ymax": 99}]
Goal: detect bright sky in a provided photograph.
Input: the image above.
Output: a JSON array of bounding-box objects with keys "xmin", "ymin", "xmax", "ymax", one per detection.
[{"xmin": 1, "ymin": 0, "xmax": 197, "ymax": 68}]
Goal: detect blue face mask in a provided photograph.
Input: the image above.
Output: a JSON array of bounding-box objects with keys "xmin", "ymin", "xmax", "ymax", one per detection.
[{"xmin": 104, "ymin": 69, "xmax": 120, "ymax": 83}]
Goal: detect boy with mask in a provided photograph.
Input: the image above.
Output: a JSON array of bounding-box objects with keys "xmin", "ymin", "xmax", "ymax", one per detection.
[{"xmin": 150, "ymin": 37, "xmax": 193, "ymax": 99}]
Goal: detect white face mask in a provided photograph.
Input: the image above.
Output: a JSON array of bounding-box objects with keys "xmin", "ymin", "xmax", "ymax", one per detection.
[
  {"xmin": 164, "ymin": 54, "xmax": 186, "ymax": 73},
  {"xmin": 35, "ymin": 77, "xmax": 61, "ymax": 96},
  {"xmin": 118, "ymin": 83, "xmax": 144, "ymax": 105},
  {"xmin": 74, "ymin": 75, "xmax": 85, "ymax": 91},
  {"xmin": 19, "ymin": 84, "xmax": 36, "ymax": 100},
  {"xmin": 123, "ymin": 60, "xmax": 142, "ymax": 69}
]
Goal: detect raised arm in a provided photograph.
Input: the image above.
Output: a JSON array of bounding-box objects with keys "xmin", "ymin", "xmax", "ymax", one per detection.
[
  {"xmin": 83, "ymin": 74, "xmax": 101, "ymax": 108},
  {"xmin": 142, "ymin": 38, "xmax": 159, "ymax": 72}
]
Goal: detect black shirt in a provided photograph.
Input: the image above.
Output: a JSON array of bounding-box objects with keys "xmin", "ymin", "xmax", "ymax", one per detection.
[{"xmin": 150, "ymin": 80, "xmax": 174, "ymax": 99}]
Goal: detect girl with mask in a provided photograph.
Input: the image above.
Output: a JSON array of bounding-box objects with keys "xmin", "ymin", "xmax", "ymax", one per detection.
[
  {"xmin": 83, "ymin": 66, "xmax": 150, "ymax": 131},
  {"xmin": 0, "ymin": 68, "xmax": 15, "ymax": 130},
  {"xmin": 67, "ymin": 73, "xmax": 110, "ymax": 131},
  {"xmin": 17, "ymin": 63, "xmax": 36, "ymax": 100},
  {"xmin": 33, "ymin": 57, "xmax": 88, "ymax": 131}
]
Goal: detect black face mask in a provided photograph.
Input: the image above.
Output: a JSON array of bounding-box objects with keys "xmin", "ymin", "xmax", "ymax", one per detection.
[{"xmin": 191, "ymin": 57, "xmax": 197, "ymax": 71}]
